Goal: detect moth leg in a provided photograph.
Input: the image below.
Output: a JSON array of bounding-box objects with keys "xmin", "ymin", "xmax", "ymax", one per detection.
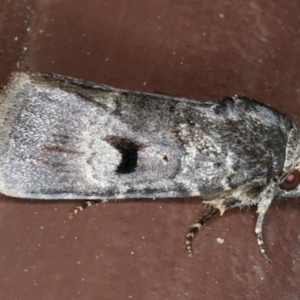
[
  {"xmin": 255, "ymin": 191, "xmax": 274, "ymax": 262},
  {"xmin": 255, "ymin": 212, "xmax": 272, "ymax": 263},
  {"xmin": 186, "ymin": 208, "xmax": 219, "ymax": 256},
  {"xmin": 69, "ymin": 200, "xmax": 107, "ymax": 219}
]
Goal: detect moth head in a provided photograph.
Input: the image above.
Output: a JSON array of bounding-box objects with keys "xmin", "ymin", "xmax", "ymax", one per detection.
[
  {"xmin": 278, "ymin": 169, "xmax": 300, "ymax": 197},
  {"xmin": 278, "ymin": 126, "xmax": 300, "ymax": 197}
]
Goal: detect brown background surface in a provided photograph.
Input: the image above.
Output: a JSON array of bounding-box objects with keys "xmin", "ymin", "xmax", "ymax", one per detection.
[{"xmin": 1, "ymin": 1, "xmax": 300, "ymax": 299}]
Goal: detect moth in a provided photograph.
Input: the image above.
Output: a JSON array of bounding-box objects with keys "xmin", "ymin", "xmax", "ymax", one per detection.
[{"xmin": 1, "ymin": 71, "xmax": 300, "ymax": 262}]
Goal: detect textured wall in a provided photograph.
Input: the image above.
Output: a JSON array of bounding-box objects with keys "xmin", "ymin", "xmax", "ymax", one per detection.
[{"xmin": 1, "ymin": 1, "xmax": 300, "ymax": 299}]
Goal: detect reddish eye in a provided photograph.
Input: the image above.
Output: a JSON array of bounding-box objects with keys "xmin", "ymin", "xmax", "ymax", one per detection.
[{"xmin": 279, "ymin": 170, "xmax": 300, "ymax": 191}]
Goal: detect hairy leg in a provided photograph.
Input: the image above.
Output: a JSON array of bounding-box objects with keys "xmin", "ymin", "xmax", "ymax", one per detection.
[
  {"xmin": 255, "ymin": 212, "xmax": 271, "ymax": 262},
  {"xmin": 185, "ymin": 208, "xmax": 219, "ymax": 255},
  {"xmin": 69, "ymin": 200, "xmax": 108, "ymax": 219}
]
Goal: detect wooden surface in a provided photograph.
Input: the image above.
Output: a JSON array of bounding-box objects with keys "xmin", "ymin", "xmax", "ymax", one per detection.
[{"xmin": 1, "ymin": 1, "xmax": 300, "ymax": 299}]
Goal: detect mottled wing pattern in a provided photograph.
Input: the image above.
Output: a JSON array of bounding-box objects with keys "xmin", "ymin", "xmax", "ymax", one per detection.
[{"xmin": 0, "ymin": 72, "xmax": 292, "ymax": 201}]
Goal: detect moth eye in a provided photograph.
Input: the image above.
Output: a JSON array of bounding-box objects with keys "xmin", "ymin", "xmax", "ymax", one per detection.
[{"xmin": 279, "ymin": 170, "xmax": 300, "ymax": 190}]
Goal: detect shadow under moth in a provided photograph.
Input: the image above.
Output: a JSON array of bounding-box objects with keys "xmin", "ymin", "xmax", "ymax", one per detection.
[{"xmin": 1, "ymin": 71, "xmax": 300, "ymax": 262}]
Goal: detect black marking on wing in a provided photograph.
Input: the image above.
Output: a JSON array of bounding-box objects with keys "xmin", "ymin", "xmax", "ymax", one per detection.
[
  {"xmin": 224, "ymin": 198, "xmax": 242, "ymax": 209},
  {"xmin": 104, "ymin": 136, "xmax": 145, "ymax": 174}
]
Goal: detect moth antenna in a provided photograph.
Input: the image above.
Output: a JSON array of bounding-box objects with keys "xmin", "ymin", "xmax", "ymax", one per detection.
[{"xmin": 185, "ymin": 208, "xmax": 219, "ymax": 255}]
